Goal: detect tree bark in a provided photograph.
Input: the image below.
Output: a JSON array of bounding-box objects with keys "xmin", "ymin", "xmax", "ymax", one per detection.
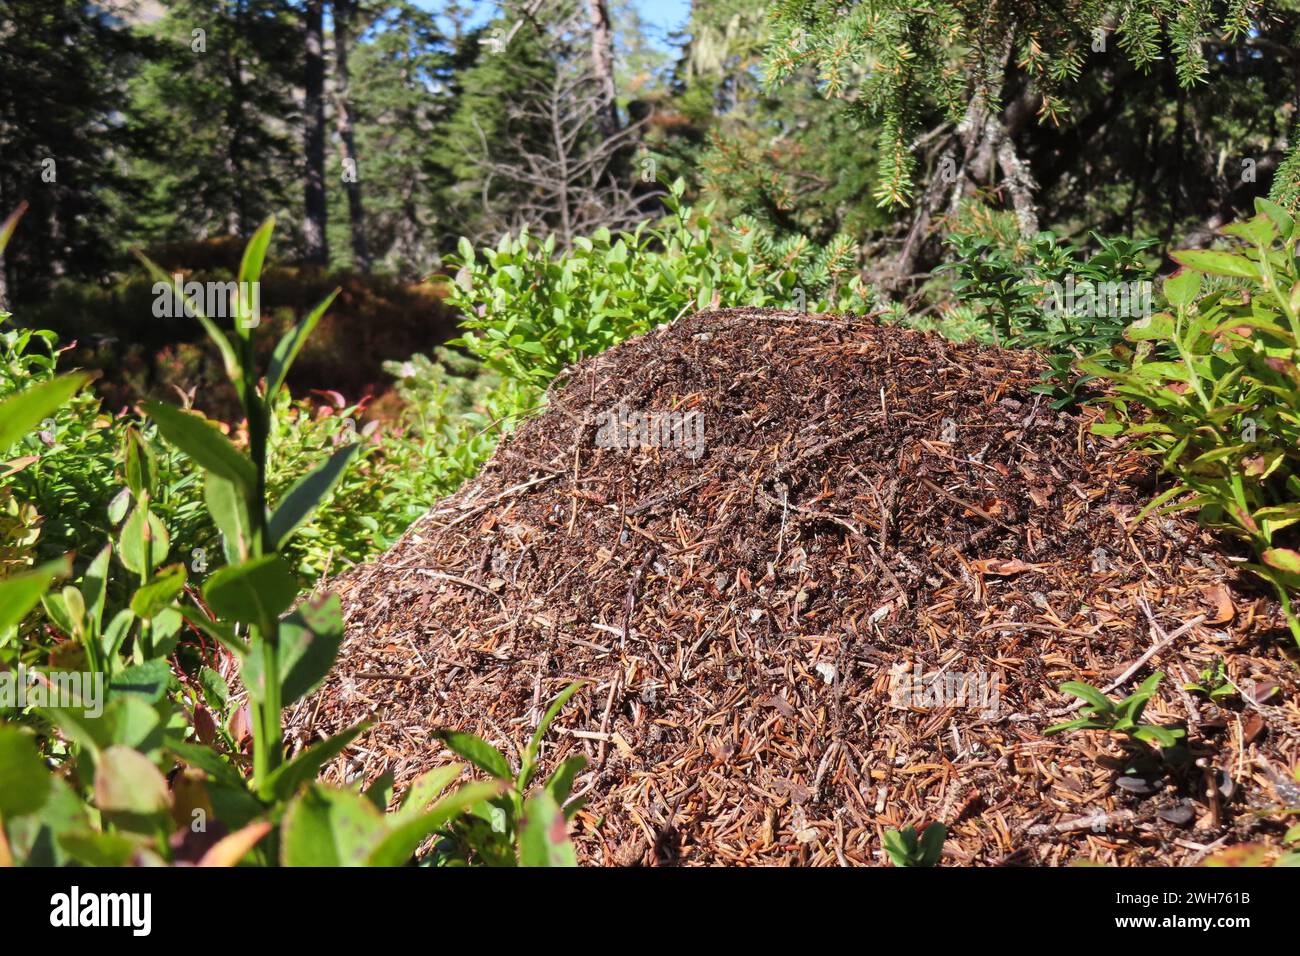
[
  {"xmin": 225, "ymin": 0, "xmax": 249, "ymax": 236},
  {"xmin": 302, "ymin": 0, "xmax": 329, "ymax": 265},
  {"xmin": 997, "ymin": 135, "xmax": 1039, "ymax": 236},
  {"xmin": 891, "ymin": 32, "xmax": 1040, "ymax": 287},
  {"xmin": 332, "ymin": 0, "xmax": 370, "ymax": 272},
  {"xmin": 587, "ymin": 0, "xmax": 619, "ymax": 137}
]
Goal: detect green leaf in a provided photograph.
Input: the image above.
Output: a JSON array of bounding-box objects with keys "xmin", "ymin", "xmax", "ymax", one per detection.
[
  {"xmin": 1044, "ymin": 717, "xmax": 1109, "ymax": 735},
  {"xmin": 40, "ymin": 590, "xmax": 77, "ymax": 639},
  {"xmin": 1255, "ymin": 197, "xmax": 1294, "ymax": 239},
  {"xmin": 58, "ymin": 830, "xmax": 140, "ymax": 867},
  {"xmin": 107, "ymin": 488, "xmax": 131, "ymax": 525},
  {"xmin": 166, "ymin": 738, "xmax": 248, "ymax": 790},
  {"xmin": 136, "ymin": 251, "xmax": 244, "ymax": 390},
  {"xmin": 0, "ymin": 557, "xmax": 71, "ymax": 637},
  {"xmin": 1124, "ymin": 312, "xmax": 1175, "ymax": 342},
  {"xmin": 0, "ymin": 201, "xmax": 28, "ymax": 256},
  {"xmin": 366, "ymin": 781, "xmax": 504, "ymax": 866},
  {"xmin": 1057, "ymin": 681, "xmax": 1115, "ymax": 715},
  {"xmin": 1090, "ymin": 421, "xmax": 1125, "ymax": 436},
  {"xmin": 917, "ymin": 822, "xmax": 947, "ymax": 866},
  {"xmin": 882, "ymin": 827, "xmax": 924, "ymax": 866},
  {"xmin": 520, "ymin": 681, "xmax": 584, "ymax": 788},
  {"xmin": 268, "ymin": 443, "xmax": 359, "ymax": 550},
  {"xmin": 202, "ymin": 555, "xmax": 299, "ymax": 632},
  {"xmin": 94, "ymin": 746, "xmax": 171, "ymax": 815},
  {"xmin": 82, "ymin": 544, "xmax": 112, "ymax": 636},
  {"xmin": 204, "ymin": 472, "xmax": 253, "ymax": 563},
  {"xmin": 1263, "ymin": 547, "xmax": 1300, "ymax": 576},
  {"xmin": 1115, "ymin": 691, "xmax": 1153, "ymax": 725},
  {"xmin": 243, "ymin": 592, "xmax": 343, "ymax": 706},
  {"xmin": 0, "ymin": 373, "xmax": 91, "ymax": 452},
  {"xmin": 123, "ymin": 427, "xmax": 155, "ymax": 499},
  {"xmin": 1223, "ymin": 214, "xmax": 1278, "ymax": 246},
  {"xmin": 543, "ymin": 754, "xmax": 587, "ymax": 807},
  {"xmin": 101, "ymin": 609, "xmax": 135, "ymax": 661},
  {"xmin": 235, "ymin": 217, "xmax": 275, "ymax": 337},
  {"xmin": 1131, "ymin": 725, "xmax": 1184, "ymax": 748},
  {"xmin": 266, "ymin": 288, "xmax": 339, "ymax": 399},
  {"xmin": 0, "ymin": 725, "xmax": 51, "ymax": 817},
  {"xmin": 1169, "ymin": 249, "xmax": 1258, "ymax": 280},
  {"xmin": 129, "ymin": 563, "xmax": 186, "ymax": 619},
  {"xmin": 279, "ymin": 593, "xmax": 344, "ymax": 705},
  {"xmin": 518, "ymin": 790, "xmax": 577, "ymax": 866},
  {"xmin": 198, "ymin": 666, "xmax": 230, "ymax": 712},
  {"xmin": 107, "ymin": 697, "xmax": 163, "ymax": 752},
  {"xmin": 1135, "ymin": 484, "xmax": 1194, "ymax": 524},
  {"xmin": 433, "ymin": 730, "xmax": 512, "ymax": 780},
  {"xmin": 281, "ymin": 784, "xmax": 387, "ymax": 866},
  {"xmin": 265, "ymin": 722, "xmax": 368, "ymax": 802},
  {"xmin": 1162, "ymin": 269, "xmax": 1202, "ymax": 308},
  {"xmin": 239, "ymin": 217, "xmax": 275, "ymax": 284},
  {"xmin": 116, "ymin": 502, "xmax": 169, "ymax": 575},
  {"xmin": 394, "ymin": 765, "xmax": 464, "ymax": 823},
  {"xmin": 144, "ymin": 402, "xmax": 256, "ymax": 491},
  {"xmin": 5, "ymin": 775, "xmax": 89, "ymax": 866},
  {"xmin": 1133, "ymin": 672, "xmax": 1165, "ymax": 697},
  {"xmin": 109, "ymin": 660, "xmax": 173, "ymax": 704},
  {"xmin": 363, "ymin": 769, "xmax": 395, "ymax": 811}
]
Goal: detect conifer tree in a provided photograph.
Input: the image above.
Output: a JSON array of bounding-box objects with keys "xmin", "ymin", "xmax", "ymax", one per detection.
[
  {"xmin": 332, "ymin": 0, "xmax": 370, "ymax": 272},
  {"xmin": 767, "ymin": 0, "xmax": 1300, "ymax": 277},
  {"xmin": 342, "ymin": 0, "xmax": 461, "ymax": 274},
  {"xmin": 127, "ymin": 0, "xmax": 301, "ymax": 244},
  {"xmin": 301, "ymin": 0, "xmax": 329, "ymax": 264},
  {"xmin": 0, "ymin": 0, "xmax": 142, "ymax": 300}
]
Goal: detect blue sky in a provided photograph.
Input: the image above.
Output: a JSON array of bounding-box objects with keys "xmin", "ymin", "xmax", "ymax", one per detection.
[
  {"xmin": 412, "ymin": 1, "xmax": 692, "ymax": 38},
  {"xmin": 626, "ymin": 0, "xmax": 691, "ymax": 33}
]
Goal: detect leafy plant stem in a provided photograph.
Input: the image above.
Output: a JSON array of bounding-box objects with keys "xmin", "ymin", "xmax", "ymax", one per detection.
[{"xmin": 1276, "ymin": 585, "xmax": 1300, "ymax": 648}]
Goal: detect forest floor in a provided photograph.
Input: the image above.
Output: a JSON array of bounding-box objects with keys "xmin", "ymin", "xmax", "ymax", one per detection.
[{"xmin": 288, "ymin": 308, "xmax": 1300, "ymax": 866}]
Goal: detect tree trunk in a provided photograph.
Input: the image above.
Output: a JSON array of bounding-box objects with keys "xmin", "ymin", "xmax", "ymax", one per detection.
[
  {"xmin": 997, "ymin": 136, "xmax": 1039, "ymax": 236},
  {"xmin": 891, "ymin": 32, "xmax": 1039, "ymax": 287},
  {"xmin": 587, "ymin": 0, "xmax": 619, "ymax": 137},
  {"xmin": 225, "ymin": 3, "xmax": 248, "ymax": 237},
  {"xmin": 302, "ymin": 0, "xmax": 329, "ymax": 266},
  {"xmin": 332, "ymin": 0, "xmax": 370, "ymax": 272}
]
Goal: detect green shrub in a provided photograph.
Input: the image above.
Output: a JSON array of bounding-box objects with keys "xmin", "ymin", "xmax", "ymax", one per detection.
[
  {"xmin": 883, "ymin": 823, "xmax": 946, "ymax": 867},
  {"xmin": 1045, "ymin": 673, "xmax": 1186, "ymax": 750},
  {"xmin": 378, "ymin": 346, "xmax": 503, "ymax": 511},
  {"xmin": 0, "ymin": 326, "xmax": 129, "ymax": 562},
  {"xmin": 0, "ymin": 221, "xmax": 581, "ymax": 867},
  {"xmin": 1085, "ymin": 198, "xmax": 1300, "ymax": 646},
  {"xmin": 430, "ymin": 682, "xmax": 587, "ymax": 866},
  {"xmin": 943, "ymin": 213, "xmax": 1159, "ymax": 407},
  {"xmin": 0, "ymin": 323, "xmax": 496, "ymax": 585},
  {"xmin": 444, "ymin": 178, "xmax": 872, "ymax": 397}
]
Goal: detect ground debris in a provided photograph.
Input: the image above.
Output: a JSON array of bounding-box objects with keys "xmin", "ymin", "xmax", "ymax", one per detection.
[{"xmin": 288, "ymin": 308, "xmax": 1300, "ymax": 866}]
